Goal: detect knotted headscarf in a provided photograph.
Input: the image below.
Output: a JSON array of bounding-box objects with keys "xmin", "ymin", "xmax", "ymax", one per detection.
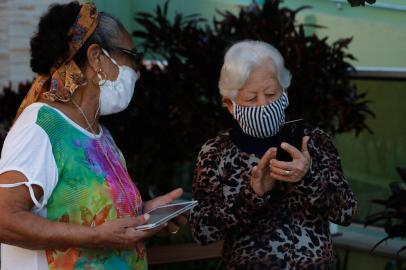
[{"xmin": 16, "ymin": 2, "xmax": 100, "ymax": 117}]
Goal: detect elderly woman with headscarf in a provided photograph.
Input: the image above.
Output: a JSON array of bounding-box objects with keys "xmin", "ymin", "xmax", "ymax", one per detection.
[
  {"xmin": 190, "ymin": 40, "xmax": 357, "ymax": 270},
  {"xmin": 0, "ymin": 2, "xmax": 186, "ymax": 270}
]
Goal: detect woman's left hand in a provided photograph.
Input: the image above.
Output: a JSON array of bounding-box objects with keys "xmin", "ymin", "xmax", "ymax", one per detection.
[
  {"xmin": 269, "ymin": 136, "xmax": 312, "ymax": 183},
  {"xmin": 142, "ymin": 188, "xmax": 188, "ymax": 235}
]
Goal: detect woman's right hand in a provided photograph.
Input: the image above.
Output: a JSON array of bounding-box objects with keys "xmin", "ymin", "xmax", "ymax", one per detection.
[
  {"xmin": 94, "ymin": 214, "xmax": 164, "ymax": 249},
  {"xmin": 250, "ymin": 147, "xmax": 277, "ymax": 196}
]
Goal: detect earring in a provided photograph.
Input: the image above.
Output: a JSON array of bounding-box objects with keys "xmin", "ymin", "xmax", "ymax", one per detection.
[{"xmin": 94, "ymin": 68, "xmax": 107, "ymax": 86}]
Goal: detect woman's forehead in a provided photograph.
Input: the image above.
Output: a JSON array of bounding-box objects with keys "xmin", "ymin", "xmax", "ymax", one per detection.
[
  {"xmin": 253, "ymin": 60, "xmax": 277, "ymax": 76},
  {"xmin": 241, "ymin": 66, "xmax": 279, "ymax": 91}
]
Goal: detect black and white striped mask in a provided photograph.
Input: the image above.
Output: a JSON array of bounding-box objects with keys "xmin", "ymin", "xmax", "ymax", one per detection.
[{"xmin": 232, "ymin": 92, "xmax": 289, "ymax": 138}]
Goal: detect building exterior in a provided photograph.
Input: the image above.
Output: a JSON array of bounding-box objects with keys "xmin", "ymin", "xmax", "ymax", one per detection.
[{"xmin": 0, "ymin": 0, "xmax": 68, "ymax": 90}]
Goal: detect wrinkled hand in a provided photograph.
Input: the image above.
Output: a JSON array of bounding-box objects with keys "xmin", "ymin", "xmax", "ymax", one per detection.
[
  {"xmin": 250, "ymin": 147, "xmax": 278, "ymax": 196},
  {"xmin": 95, "ymin": 214, "xmax": 164, "ymax": 249},
  {"xmin": 143, "ymin": 188, "xmax": 188, "ymax": 236},
  {"xmin": 269, "ymin": 136, "xmax": 311, "ymax": 183}
]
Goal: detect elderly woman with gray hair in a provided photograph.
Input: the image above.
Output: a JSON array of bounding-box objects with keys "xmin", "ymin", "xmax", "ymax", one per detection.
[{"xmin": 190, "ymin": 40, "xmax": 357, "ymax": 270}]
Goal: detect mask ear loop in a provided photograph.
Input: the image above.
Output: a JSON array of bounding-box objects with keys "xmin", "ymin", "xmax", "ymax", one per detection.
[
  {"xmin": 102, "ymin": 48, "xmax": 140, "ymax": 80},
  {"xmin": 97, "ymin": 48, "xmax": 119, "ymax": 88},
  {"xmin": 101, "ymin": 48, "xmax": 119, "ymax": 67},
  {"xmin": 231, "ymin": 100, "xmax": 238, "ymax": 117}
]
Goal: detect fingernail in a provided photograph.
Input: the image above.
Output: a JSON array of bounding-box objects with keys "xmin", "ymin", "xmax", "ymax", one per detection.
[{"xmin": 144, "ymin": 213, "xmax": 150, "ymax": 221}]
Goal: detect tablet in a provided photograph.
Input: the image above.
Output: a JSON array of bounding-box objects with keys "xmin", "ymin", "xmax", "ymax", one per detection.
[{"xmin": 135, "ymin": 200, "xmax": 198, "ymax": 230}]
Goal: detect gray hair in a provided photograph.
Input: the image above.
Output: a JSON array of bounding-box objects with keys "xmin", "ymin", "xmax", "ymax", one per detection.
[
  {"xmin": 74, "ymin": 12, "xmax": 127, "ymax": 67},
  {"xmin": 218, "ymin": 40, "xmax": 292, "ymax": 100}
]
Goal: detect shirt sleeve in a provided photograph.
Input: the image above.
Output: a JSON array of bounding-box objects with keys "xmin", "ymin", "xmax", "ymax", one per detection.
[
  {"xmin": 0, "ymin": 107, "xmax": 58, "ymax": 212},
  {"xmin": 292, "ymin": 128, "xmax": 357, "ymax": 226},
  {"xmin": 190, "ymin": 137, "xmax": 278, "ymax": 245}
]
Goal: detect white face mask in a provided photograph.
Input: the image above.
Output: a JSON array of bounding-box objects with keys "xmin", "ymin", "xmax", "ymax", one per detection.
[{"xmin": 98, "ymin": 48, "xmax": 139, "ymax": 116}]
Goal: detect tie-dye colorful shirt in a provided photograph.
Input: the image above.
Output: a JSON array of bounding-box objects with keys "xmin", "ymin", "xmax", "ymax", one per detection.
[{"xmin": 0, "ymin": 103, "xmax": 147, "ymax": 270}]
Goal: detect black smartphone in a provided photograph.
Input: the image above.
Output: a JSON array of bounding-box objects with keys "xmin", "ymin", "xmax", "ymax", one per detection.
[{"xmin": 276, "ymin": 119, "xmax": 305, "ymax": 162}]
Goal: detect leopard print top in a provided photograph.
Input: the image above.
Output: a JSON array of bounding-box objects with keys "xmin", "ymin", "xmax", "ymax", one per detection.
[{"xmin": 190, "ymin": 128, "xmax": 357, "ymax": 270}]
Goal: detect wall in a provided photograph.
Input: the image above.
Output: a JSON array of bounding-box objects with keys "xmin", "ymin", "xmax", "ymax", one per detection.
[
  {"xmin": 281, "ymin": 0, "xmax": 406, "ymax": 68},
  {"xmin": 335, "ymin": 79, "xmax": 406, "ymax": 222},
  {"xmin": 0, "ymin": 0, "xmax": 70, "ymax": 91}
]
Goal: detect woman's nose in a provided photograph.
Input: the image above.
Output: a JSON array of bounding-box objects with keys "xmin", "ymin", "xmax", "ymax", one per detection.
[{"xmin": 256, "ymin": 94, "xmax": 270, "ymax": 106}]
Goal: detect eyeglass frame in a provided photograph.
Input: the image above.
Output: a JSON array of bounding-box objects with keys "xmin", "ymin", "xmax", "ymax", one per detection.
[{"xmin": 105, "ymin": 46, "xmax": 144, "ymax": 70}]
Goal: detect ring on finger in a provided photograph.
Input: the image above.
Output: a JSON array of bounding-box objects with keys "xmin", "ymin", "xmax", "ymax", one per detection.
[{"xmin": 283, "ymin": 170, "xmax": 291, "ymax": 176}]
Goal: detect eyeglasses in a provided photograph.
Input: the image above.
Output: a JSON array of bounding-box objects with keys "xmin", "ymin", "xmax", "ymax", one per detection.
[{"xmin": 109, "ymin": 46, "xmax": 144, "ymax": 69}]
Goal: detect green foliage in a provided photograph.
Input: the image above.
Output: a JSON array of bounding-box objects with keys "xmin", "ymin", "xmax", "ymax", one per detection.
[{"xmin": 365, "ymin": 168, "xmax": 406, "ymax": 257}]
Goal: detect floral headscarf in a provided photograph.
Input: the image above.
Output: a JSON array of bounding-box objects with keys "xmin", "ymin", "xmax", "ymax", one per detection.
[{"xmin": 16, "ymin": 2, "xmax": 100, "ymax": 117}]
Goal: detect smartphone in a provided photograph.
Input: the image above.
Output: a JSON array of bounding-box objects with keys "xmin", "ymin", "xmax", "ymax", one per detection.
[
  {"xmin": 135, "ymin": 200, "xmax": 198, "ymax": 230},
  {"xmin": 276, "ymin": 119, "xmax": 305, "ymax": 162}
]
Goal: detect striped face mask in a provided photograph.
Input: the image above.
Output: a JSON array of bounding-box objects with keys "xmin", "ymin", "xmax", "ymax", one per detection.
[{"xmin": 232, "ymin": 92, "xmax": 289, "ymax": 138}]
